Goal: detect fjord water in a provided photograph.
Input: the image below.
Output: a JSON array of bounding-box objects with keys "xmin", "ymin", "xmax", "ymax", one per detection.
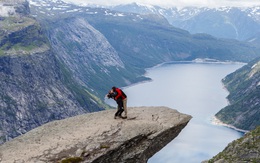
[{"xmin": 116, "ymin": 62, "xmax": 244, "ymax": 163}]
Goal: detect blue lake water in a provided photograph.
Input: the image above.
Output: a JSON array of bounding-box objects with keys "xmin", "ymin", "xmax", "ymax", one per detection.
[{"xmin": 106, "ymin": 62, "xmax": 244, "ymax": 163}]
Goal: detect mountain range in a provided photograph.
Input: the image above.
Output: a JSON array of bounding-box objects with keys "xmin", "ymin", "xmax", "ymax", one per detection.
[
  {"xmin": 111, "ymin": 3, "xmax": 260, "ymax": 41},
  {"xmin": 0, "ymin": 0, "xmax": 259, "ymax": 148},
  {"xmin": 27, "ymin": 0, "xmax": 260, "ymax": 100}
]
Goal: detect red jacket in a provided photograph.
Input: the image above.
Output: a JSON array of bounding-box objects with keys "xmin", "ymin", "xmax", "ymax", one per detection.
[{"xmin": 114, "ymin": 88, "xmax": 127, "ymax": 100}]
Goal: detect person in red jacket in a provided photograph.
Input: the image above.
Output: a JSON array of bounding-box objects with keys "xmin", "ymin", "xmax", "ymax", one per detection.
[
  {"xmin": 112, "ymin": 86, "xmax": 128, "ymax": 118},
  {"xmin": 107, "ymin": 86, "xmax": 128, "ymax": 119}
]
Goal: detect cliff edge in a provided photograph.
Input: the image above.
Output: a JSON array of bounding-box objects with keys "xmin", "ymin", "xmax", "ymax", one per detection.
[{"xmin": 0, "ymin": 106, "xmax": 192, "ymax": 163}]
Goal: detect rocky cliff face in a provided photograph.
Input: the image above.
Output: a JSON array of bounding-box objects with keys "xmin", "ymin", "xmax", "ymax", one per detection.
[
  {"xmin": 0, "ymin": 107, "xmax": 192, "ymax": 163},
  {"xmin": 29, "ymin": 0, "xmax": 260, "ymax": 98},
  {"xmin": 216, "ymin": 57, "xmax": 260, "ymax": 131},
  {"xmin": 0, "ymin": 0, "xmax": 103, "ymax": 144},
  {"xmin": 43, "ymin": 16, "xmax": 128, "ymax": 96},
  {"xmin": 29, "ymin": 1, "xmax": 150, "ymax": 97},
  {"xmin": 204, "ymin": 126, "xmax": 260, "ymax": 163}
]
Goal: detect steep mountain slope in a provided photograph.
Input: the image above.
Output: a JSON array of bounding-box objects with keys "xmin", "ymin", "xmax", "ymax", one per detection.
[
  {"xmin": 83, "ymin": 11, "xmax": 259, "ymax": 63},
  {"xmin": 30, "ymin": 1, "xmax": 259, "ymax": 65},
  {"xmin": 205, "ymin": 126, "xmax": 260, "ymax": 163},
  {"xmin": 247, "ymin": 32, "xmax": 260, "ymax": 46},
  {"xmin": 216, "ymin": 57, "xmax": 260, "ymax": 131},
  {"xmin": 29, "ymin": 0, "xmax": 150, "ymax": 97},
  {"xmin": 0, "ymin": 0, "xmax": 103, "ymax": 144},
  {"xmin": 42, "ymin": 17, "xmax": 131, "ymax": 96},
  {"xmin": 29, "ymin": 0, "xmax": 260, "ymax": 98},
  {"xmin": 112, "ymin": 3, "xmax": 260, "ymax": 41}
]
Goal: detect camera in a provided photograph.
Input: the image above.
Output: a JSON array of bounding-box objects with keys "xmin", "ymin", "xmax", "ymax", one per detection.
[{"xmin": 107, "ymin": 93, "xmax": 112, "ymax": 99}]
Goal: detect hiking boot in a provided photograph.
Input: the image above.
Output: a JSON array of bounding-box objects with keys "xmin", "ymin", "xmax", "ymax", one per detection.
[{"xmin": 121, "ymin": 116, "xmax": 127, "ymax": 119}]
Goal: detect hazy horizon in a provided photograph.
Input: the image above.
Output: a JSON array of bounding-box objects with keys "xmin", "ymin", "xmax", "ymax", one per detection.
[{"xmin": 63, "ymin": 0, "xmax": 260, "ymax": 8}]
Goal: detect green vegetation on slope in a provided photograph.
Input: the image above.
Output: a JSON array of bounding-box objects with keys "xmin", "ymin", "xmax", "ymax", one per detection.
[
  {"xmin": 0, "ymin": 16, "xmax": 35, "ymax": 32},
  {"xmin": 57, "ymin": 60, "xmax": 105, "ymax": 111},
  {"xmin": 208, "ymin": 126, "xmax": 260, "ymax": 163},
  {"xmin": 216, "ymin": 58, "xmax": 260, "ymax": 130},
  {"xmin": 0, "ymin": 16, "xmax": 49, "ymax": 56}
]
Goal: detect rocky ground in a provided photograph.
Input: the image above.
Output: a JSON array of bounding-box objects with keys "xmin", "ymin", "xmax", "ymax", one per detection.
[{"xmin": 0, "ymin": 106, "xmax": 191, "ymax": 163}]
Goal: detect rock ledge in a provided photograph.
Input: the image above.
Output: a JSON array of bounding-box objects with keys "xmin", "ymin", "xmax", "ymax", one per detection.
[{"xmin": 0, "ymin": 106, "xmax": 192, "ymax": 163}]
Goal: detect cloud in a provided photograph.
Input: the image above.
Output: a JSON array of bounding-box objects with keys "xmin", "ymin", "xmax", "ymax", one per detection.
[{"xmin": 63, "ymin": 0, "xmax": 260, "ymax": 8}]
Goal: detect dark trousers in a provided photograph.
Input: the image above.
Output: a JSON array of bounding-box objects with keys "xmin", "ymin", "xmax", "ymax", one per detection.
[{"xmin": 115, "ymin": 99, "xmax": 124, "ymax": 117}]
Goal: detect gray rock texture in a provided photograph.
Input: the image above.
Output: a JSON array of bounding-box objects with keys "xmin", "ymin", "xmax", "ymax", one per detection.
[
  {"xmin": 0, "ymin": 0, "xmax": 104, "ymax": 144},
  {"xmin": 204, "ymin": 126, "xmax": 260, "ymax": 163},
  {"xmin": 0, "ymin": 106, "xmax": 192, "ymax": 163}
]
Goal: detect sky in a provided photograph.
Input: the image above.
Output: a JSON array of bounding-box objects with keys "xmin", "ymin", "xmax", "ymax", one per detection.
[{"xmin": 63, "ymin": 0, "xmax": 260, "ymax": 8}]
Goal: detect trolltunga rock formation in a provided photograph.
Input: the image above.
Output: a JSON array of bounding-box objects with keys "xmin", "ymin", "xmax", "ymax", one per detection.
[{"xmin": 0, "ymin": 106, "xmax": 192, "ymax": 163}]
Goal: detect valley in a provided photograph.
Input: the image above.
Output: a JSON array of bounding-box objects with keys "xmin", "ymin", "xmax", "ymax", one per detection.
[{"xmin": 0, "ymin": 0, "xmax": 259, "ymax": 162}]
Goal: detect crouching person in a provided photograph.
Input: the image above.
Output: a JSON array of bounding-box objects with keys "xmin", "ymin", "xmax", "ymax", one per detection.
[{"xmin": 106, "ymin": 86, "xmax": 127, "ymax": 119}]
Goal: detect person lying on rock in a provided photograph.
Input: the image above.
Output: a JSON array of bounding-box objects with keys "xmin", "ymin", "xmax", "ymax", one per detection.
[{"xmin": 106, "ymin": 86, "xmax": 128, "ymax": 119}]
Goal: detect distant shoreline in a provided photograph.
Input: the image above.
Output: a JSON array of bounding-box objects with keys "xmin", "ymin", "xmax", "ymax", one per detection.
[
  {"xmin": 122, "ymin": 59, "xmax": 246, "ymax": 135},
  {"xmin": 141, "ymin": 59, "xmax": 248, "ymax": 134},
  {"xmin": 211, "ymin": 116, "xmax": 248, "ymax": 133},
  {"xmin": 145, "ymin": 58, "xmax": 245, "ymax": 71},
  {"xmin": 123, "ymin": 59, "xmax": 245, "ymax": 90},
  {"xmin": 124, "ymin": 59, "xmax": 245, "ymax": 87}
]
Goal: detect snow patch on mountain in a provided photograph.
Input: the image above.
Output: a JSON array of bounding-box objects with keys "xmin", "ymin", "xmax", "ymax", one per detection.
[
  {"xmin": 29, "ymin": 0, "xmax": 132, "ymax": 19},
  {"xmin": 0, "ymin": 4, "xmax": 16, "ymax": 16}
]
